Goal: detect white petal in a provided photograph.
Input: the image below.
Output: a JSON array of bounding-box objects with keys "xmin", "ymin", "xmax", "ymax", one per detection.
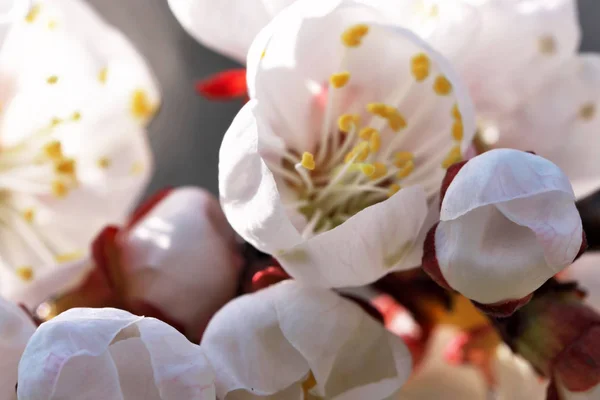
[
  {"xmin": 202, "ymin": 281, "xmax": 412, "ymax": 399},
  {"xmin": 493, "ymin": 345, "xmax": 548, "ymax": 400},
  {"xmin": 168, "ymin": 0, "xmax": 295, "ymax": 64},
  {"xmin": 17, "ymin": 308, "xmax": 216, "ymax": 400},
  {"xmin": 459, "ymin": 0, "xmax": 580, "ymax": 117},
  {"xmin": 436, "ymin": 149, "xmax": 582, "ymax": 304},
  {"xmin": 121, "ymin": 187, "xmax": 243, "ymax": 336},
  {"xmin": 563, "ymin": 253, "xmax": 600, "ymax": 311},
  {"xmin": 558, "ymin": 380, "xmax": 600, "ymax": 400},
  {"xmin": 0, "ymin": 296, "xmax": 36, "ymax": 400}
]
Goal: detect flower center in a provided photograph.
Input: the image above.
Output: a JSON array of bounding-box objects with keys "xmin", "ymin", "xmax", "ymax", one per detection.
[{"xmin": 265, "ymin": 24, "xmax": 463, "ymax": 239}]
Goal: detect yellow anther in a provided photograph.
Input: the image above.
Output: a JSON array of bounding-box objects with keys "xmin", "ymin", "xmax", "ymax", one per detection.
[
  {"xmin": 55, "ymin": 158, "xmax": 76, "ymax": 175},
  {"xmin": 539, "ymin": 35, "xmax": 556, "ymax": 55},
  {"xmin": 367, "ymin": 102, "xmax": 388, "ymax": 117},
  {"xmin": 396, "ymin": 160, "xmax": 415, "ymax": 179},
  {"xmin": 50, "ymin": 117, "xmax": 63, "ymax": 127},
  {"xmin": 131, "ymin": 161, "xmax": 144, "ymax": 175},
  {"xmin": 44, "ymin": 141, "xmax": 63, "ymax": 160},
  {"xmin": 131, "ymin": 89, "xmax": 156, "ymax": 119},
  {"xmin": 55, "ymin": 252, "xmax": 82, "ymax": 263},
  {"xmin": 359, "ymin": 163, "xmax": 375, "ymax": 177},
  {"xmin": 47, "ymin": 20, "xmax": 57, "ymax": 30},
  {"xmin": 452, "ymin": 104, "xmax": 462, "ymax": 121},
  {"xmin": 388, "ymin": 183, "xmax": 401, "ymax": 197},
  {"xmin": 387, "ymin": 111, "xmax": 407, "ymax": 132},
  {"xmin": 98, "ymin": 67, "xmax": 108, "ymax": 83},
  {"xmin": 47, "ymin": 75, "xmax": 58, "ymax": 85},
  {"xmin": 411, "ymin": 53, "xmax": 431, "ymax": 82},
  {"xmin": 580, "ymin": 103, "xmax": 596, "ymax": 121},
  {"xmin": 16, "ymin": 267, "xmax": 34, "ymax": 282},
  {"xmin": 344, "ymin": 150, "xmax": 356, "ymax": 164},
  {"xmin": 301, "ymin": 152, "xmax": 316, "ymax": 170},
  {"xmin": 337, "ymin": 114, "xmax": 360, "ymax": 133},
  {"xmin": 22, "ymin": 208, "xmax": 35, "ymax": 223},
  {"xmin": 97, "ymin": 157, "xmax": 111, "ymax": 169},
  {"xmin": 433, "ymin": 75, "xmax": 452, "ymax": 95},
  {"xmin": 369, "ymin": 131, "xmax": 381, "ymax": 152},
  {"xmin": 370, "ymin": 162, "xmax": 387, "ymax": 180},
  {"xmin": 442, "ymin": 145, "xmax": 462, "ymax": 169},
  {"xmin": 260, "ymin": 50, "xmax": 266, "ymax": 59},
  {"xmin": 452, "ymin": 120, "xmax": 464, "ymax": 141},
  {"xmin": 359, "ymin": 127, "xmax": 377, "ymax": 140},
  {"xmin": 355, "ymin": 142, "xmax": 370, "ymax": 162},
  {"xmin": 25, "ymin": 4, "xmax": 41, "ymax": 23},
  {"xmin": 330, "ymin": 71, "xmax": 351, "ymax": 88},
  {"xmin": 393, "ymin": 151, "xmax": 414, "ymax": 168},
  {"xmin": 52, "ymin": 181, "xmax": 68, "ymax": 198},
  {"xmin": 367, "ymin": 103, "xmax": 406, "ymax": 131},
  {"xmin": 71, "ymin": 111, "xmax": 81, "ymax": 121},
  {"xmin": 341, "ymin": 24, "xmax": 369, "ymax": 47}
]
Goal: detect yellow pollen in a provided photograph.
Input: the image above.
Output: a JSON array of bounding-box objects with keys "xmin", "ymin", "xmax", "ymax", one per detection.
[
  {"xmin": 388, "ymin": 183, "xmax": 401, "ymax": 197},
  {"xmin": 16, "ymin": 267, "xmax": 34, "ymax": 282},
  {"xmin": 580, "ymin": 103, "xmax": 596, "ymax": 121},
  {"xmin": 433, "ymin": 75, "xmax": 452, "ymax": 95},
  {"xmin": 367, "ymin": 103, "xmax": 388, "ymax": 117},
  {"xmin": 393, "ymin": 151, "xmax": 414, "ymax": 168},
  {"xmin": 260, "ymin": 50, "xmax": 266, "ymax": 59},
  {"xmin": 359, "ymin": 127, "xmax": 377, "ymax": 140},
  {"xmin": 22, "ymin": 208, "xmax": 35, "ymax": 223},
  {"xmin": 55, "ymin": 158, "xmax": 76, "ymax": 175},
  {"xmin": 370, "ymin": 162, "xmax": 387, "ymax": 180},
  {"xmin": 51, "ymin": 181, "xmax": 68, "ymax": 198},
  {"xmin": 442, "ymin": 145, "xmax": 462, "ymax": 169},
  {"xmin": 396, "ymin": 160, "xmax": 415, "ymax": 179},
  {"xmin": 452, "ymin": 120, "xmax": 464, "ymax": 141},
  {"xmin": 346, "ymin": 142, "xmax": 370, "ymax": 163},
  {"xmin": 411, "ymin": 53, "xmax": 431, "ymax": 82},
  {"xmin": 359, "ymin": 163, "xmax": 375, "ymax": 177},
  {"xmin": 131, "ymin": 161, "xmax": 144, "ymax": 175},
  {"xmin": 387, "ymin": 111, "xmax": 407, "ymax": 132},
  {"xmin": 47, "ymin": 75, "xmax": 59, "ymax": 85},
  {"xmin": 25, "ymin": 4, "xmax": 41, "ymax": 23},
  {"xmin": 452, "ymin": 104, "xmax": 461, "ymax": 120},
  {"xmin": 71, "ymin": 111, "xmax": 81, "ymax": 121},
  {"xmin": 50, "ymin": 117, "xmax": 63, "ymax": 127},
  {"xmin": 539, "ymin": 35, "xmax": 556, "ymax": 55},
  {"xmin": 338, "ymin": 114, "xmax": 360, "ymax": 133},
  {"xmin": 131, "ymin": 89, "xmax": 155, "ymax": 119},
  {"xmin": 55, "ymin": 252, "xmax": 82, "ymax": 263},
  {"xmin": 341, "ymin": 24, "xmax": 369, "ymax": 47},
  {"xmin": 369, "ymin": 131, "xmax": 381, "ymax": 152},
  {"xmin": 367, "ymin": 103, "xmax": 406, "ymax": 131},
  {"xmin": 301, "ymin": 152, "xmax": 316, "ymax": 170},
  {"xmin": 97, "ymin": 157, "xmax": 111, "ymax": 169},
  {"xmin": 44, "ymin": 141, "xmax": 63, "ymax": 160},
  {"xmin": 330, "ymin": 71, "xmax": 351, "ymax": 88},
  {"xmin": 98, "ymin": 67, "xmax": 108, "ymax": 83}
]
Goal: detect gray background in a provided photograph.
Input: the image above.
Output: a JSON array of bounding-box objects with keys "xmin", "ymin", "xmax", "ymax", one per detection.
[{"xmin": 86, "ymin": 0, "xmax": 600, "ymax": 198}]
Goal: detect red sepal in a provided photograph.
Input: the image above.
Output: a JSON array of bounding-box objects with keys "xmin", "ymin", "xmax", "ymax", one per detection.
[
  {"xmin": 195, "ymin": 69, "xmax": 248, "ymax": 101},
  {"xmin": 126, "ymin": 188, "xmax": 173, "ymax": 230}
]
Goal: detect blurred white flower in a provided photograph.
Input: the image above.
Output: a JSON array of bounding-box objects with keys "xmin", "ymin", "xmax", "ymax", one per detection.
[
  {"xmin": 0, "ymin": 295, "xmax": 36, "ymax": 400},
  {"xmin": 17, "ymin": 307, "xmax": 216, "ymax": 400},
  {"xmin": 423, "ymin": 149, "xmax": 584, "ymax": 316},
  {"xmin": 219, "ymin": 0, "xmax": 476, "ymax": 287},
  {"xmin": 562, "ymin": 253, "xmax": 600, "ymax": 312},
  {"xmin": 201, "ymin": 280, "xmax": 412, "ymax": 399},
  {"xmin": 0, "ymin": 0, "xmax": 159, "ymax": 300}
]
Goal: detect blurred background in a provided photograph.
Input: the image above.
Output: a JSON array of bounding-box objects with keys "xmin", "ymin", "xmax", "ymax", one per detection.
[{"xmin": 86, "ymin": 0, "xmax": 600, "ymax": 198}]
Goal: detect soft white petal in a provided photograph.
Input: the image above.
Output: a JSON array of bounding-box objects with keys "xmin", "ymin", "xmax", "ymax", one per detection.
[
  {"xmin": 202, "ymin": 281, "xmax": 412, "ymax": 399},
  {"xmin": 17, "ymin": 308, "xmax": 215, "ymax": 400},
  {"xmin": 558, "ymin": 381, "xmax": 600, "ymax": 400},
  {"xmin": 493, "ymin": 345, "xmax": 548, "ymax": 400},
  {"xmin": 168, "ymin": 0, "xmax": 295, "ymax": 64},
  {"xmin": 121, "ymin": 187, "xmax": 242, "ymax": 336},
  {"xmin": 563, "ymin": 253, "xmax": 600, "ymax": 311},
  {"xmin": 0, "ymin": 296, "xmax": 36, "ymax": 400},
  {"xmin": 436, "ymin": 149, "xmax": 582, "ymax": 304}
]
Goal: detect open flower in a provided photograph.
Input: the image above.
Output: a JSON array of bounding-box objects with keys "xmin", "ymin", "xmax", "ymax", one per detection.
[
  {"xmin": 219, "ymin": 0, "xmax": 476, "ymax": 287},
  {"xmin": 0, "ymin": 296, "xmax": 36, "ymax": 400},
  {"xmin": 0, "ymin": 0, "xmax": 159, "ymax": 299},
  {"xmin": 202, "ymin": 280, "xmax": 412, "ymax": 399},
  {"xmin": 17, "ymin": 307, "xmax": 216, "ymax": 400},
  {"xmin": 422, "ymin": 149, "xmax": 584, "ymax": 316},
  {"xmin": 33, "ymin": 187, "xmax": 243, "ymax": 340}
]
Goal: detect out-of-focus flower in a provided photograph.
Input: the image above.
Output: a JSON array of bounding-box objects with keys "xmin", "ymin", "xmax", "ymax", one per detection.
[
  {"xmin": 0, "ymin": 0, "xmax": 159, "ymax": 300},
  {"xmin": 202, "ymin": 280, "xmax": 412, "ymax": 399},
  {"xmin": 0, "ymin": 296, "xmax": 36, "ymax": 400},
  {"xmin": 17, "ymin": 307, "xmax": 216, "ymax": 400},
  {"xmin": 219, "ymin": 0, "xmax": 476, "ymax": 287},
  {"xmin": 34, "ymin": 187, "xmax": 243, "ymax": 340},
  {"xmin": 562, "ymin": 253, "xmax": 600, "ymax": 311},
  {"xmin": 422, "ymin": 149, "xmax": 584, "ymax": 316}
]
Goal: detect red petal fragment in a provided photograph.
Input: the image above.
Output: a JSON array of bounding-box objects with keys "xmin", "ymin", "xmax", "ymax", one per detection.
[
  {"xmin": 472, "ymin": 294, "xmax": 533, "ymax": 318},
  {"xmin": 421, "ymin": 222, "xmax": 452, "ymax": 291},
  {"xmin": 440, "ymin": 160, "xmax": 468, "ymax": 208},
  {"xmin": 195, "ymin": 69, "xmax": 248, "ymax": 101},
  {"xmin": 251, "ymin": 266, "xmax": 290, "ymax": 292}
]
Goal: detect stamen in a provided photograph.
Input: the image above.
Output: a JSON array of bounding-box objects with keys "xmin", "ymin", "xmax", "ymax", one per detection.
[
  {"xmin": 452, "ymin": 120, "xmax": 464, "ymax": 141},
  {"xmin": 367, "ymin": 103, "xmax": 406, "ymax": 132},
  {"xmin": 338, "ymin": 114, "xmax": 360, "ymax": 133},
  {"xmin": 131, "ymin": 89, "xmax": 156, "ymax": 119},
  {"xmin": 358, "ymin": 163, "xmax": 375, "ymax": 177},
  {"xmin": 433, "ymin": 75, "xmax": 452, "ymax": 95},
  {"xmin": 393, "ymin": 151, "xmax": 414, "ymax": 168},
  {"xmin": 22, "ymin": 208, "xmax": 35, "ymax": 223},
  {"xmin": 396, "ymin": 160, "xmax": 415, "ymax": 179},
  {"xmin": 411, "ymin": 53, "xmax": 431, "ymax": 82},
  {"xmin": 16, "ymin": 266, "xmax": 34, "ymax": 282},
  {"xmin": 359, "ymin": 127, "xmax": 377, "ymax": 140},
  {"xmin": 442, "ymin": 145, "xmax": 462, "ymax": 169},
  {"xmin": 55, "ymin": 252, "xmax": 82, "ymax": 263},
  {"xmin": 301, "ymin": 152, "xmax": 316, "ymax": 170},
  {"xmin": 43, "ymin": 141, "xmax": 63, "ymax": 160},
  {"xmin": 330, "ymin": 71, "xmax": 351, "ymax": 88},
  {"xmin": 71, "ymin": 111, "xmax": 81, "ymax": 121},
  {"xmin": 341, "ymin": 24, "xmax": 369, "ymax": 47},
  {"xmin": 54, "ymin": 158, "xmax": 76, "ymax": 176},
  {"xmin": 47, "ymin": 75, "xmax": 59, "ymax": 85},
  {"xmin": 97, "ymin": 157, "xmax": 111, "ymax": 169},
  {"xmin": 370, "ymin": 162, "xmax": 387, "ymax": 180},
  {"xmin": 51, "ymin": 181, "xmax": 68, "ymax": 198},
  {"xmin": 452, "ymin": 104, "xmax": 462, "ymax": 120},
  {"xmin": 369, "ymin": 131, "xmax": 381, "ymax": 152},
  {"xmin": 98, "ymin": 67, "xmax": 108, "ymax": 84},
  {"xmin": 388, "ymin": 183, "xmax": 401, "ymax": 197},
  {"xmin": 25, "ymin": 4, "xmax": 41, "ymax": 23}
]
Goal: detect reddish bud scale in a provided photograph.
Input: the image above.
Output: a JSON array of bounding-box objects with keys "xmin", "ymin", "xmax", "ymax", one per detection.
[
  {"xmin": 471, "ymin": 295, "xmax": 533, "ymax": 318},
  {"xmin": 421, "ymin": 222, "xmax": 452, "ymax": 291},
  {"xmin": 126, "ymin": 187, "xmax": 173, "ymax": 230},
  {"xmin": 195, "ymin": 68, "xmax": 248, "ymax": 101},
  {"xmin": 251, "ymin": 266, "xmax": 291, "ymax": 292},
  {"xmin": 439, "ymin": 160, "xmax": 467, "ymax": 207}
]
